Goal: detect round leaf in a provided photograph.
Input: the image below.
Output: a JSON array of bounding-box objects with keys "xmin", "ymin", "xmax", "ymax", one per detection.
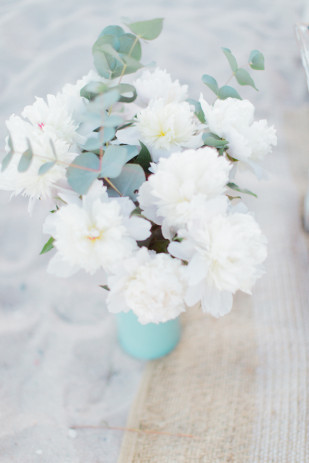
[
  {"xmin": 235, "ymin": 68, "xmax": 258, "ymax": 90},
  {"xmin": 249, "ymin": 50, "xmax": 265, "ymax": 70},
  {"xmin": 67, "ymin": 152, "xmax": 100, "ymax": 194},
  {"xmin": 218, "ymin": 85, "xmax": 242, "ymax": 100},
  {"xmin": 126, "ymin": 18, "xmax": 164, "ymax": 40}
]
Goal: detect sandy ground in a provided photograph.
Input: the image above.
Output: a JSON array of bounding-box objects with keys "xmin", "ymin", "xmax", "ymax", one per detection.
[{"xmin": 0, "ymin": 1, "xmax": 309, "ymax": 461}]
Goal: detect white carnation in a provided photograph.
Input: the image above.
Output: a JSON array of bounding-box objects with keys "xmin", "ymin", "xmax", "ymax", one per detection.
[
  {"xmin": 107, "ymin": 248, "xmax": 186, "ymax": 324},
  {"xmin": 116, "ymin": 99, "xmax": 202, "ymax": 162},
  {"xmin": 0, "ymin": 115, "xmax": 75, "ymax": 202},
  {"xmin": 134, "ymin": 68, "xmax": 188, "ymax": 105},
  {"xmin": 43, "ymin": 182, "xmax": 151, "ymax": 277},
  {"xmin": 138, "ymin": 148, "xmax": 231, "ymax": 235},
  {"xmin": 169, "ymin": 211, "xmax": 267, "ymax": 317},
  {"xmin": 200, "ymin": 96, "xmax": 277, "ymax": 165}
]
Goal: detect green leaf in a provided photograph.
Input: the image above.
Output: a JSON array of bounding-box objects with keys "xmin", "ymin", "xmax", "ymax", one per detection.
[
  {"xmin": 249, "ymin": 50, "xmax": 265, "ymax": 70},
  {"xmin": 202, "ymin": 133, "xmax": 228, "ymax": 148},
  {"xmin": 82, "ymin": 128, "xmax": 116, "ymax": 151},
  {"xmin": 103, "ymin": 114, "xmax": 123, "ymax": 127},
  {"xmin": 235, "ymin": 68, "xmax": 258, "ymax": 90},
  {"xmin": 187, "ymin": 98, "xmax": 206, "ymax": 123},
  {"xmin": 88, "ymin": 90, "xmax": 120, "ymax": 112},
  {"xmin": 118, "ymin": 33, "xmax": 142, "ymax": 60},
  {"xmin": 121, "ymin": 54, "xmax": 143, "ymax": 74},
  {"xmin": 67, "ymin": 152, "xmax": 100, "ymax": 194},
  {"xmin": 227, "ymin": 182, "xmax": 257, "ymax": 198},
  {"xmin": 135, "ymin": 141, "xmax": 151, "ymax": 171},
  {"xmin": 114, "ymin": 83, "xmax": 137, "ymax": 103},
  {"xmin": 7, "ymin": 132, "xmax": 13, "ymax": 151},
  {"xmin": 49, "ymin": 139, "xmax": 57, "ymax": 159},
  {"xmin": 99, "ymin": 25, "xmax": 125, "ymax": 38},
  {"xmin": 40, "ymin": 237, "xmax": 55, "ymax": 255},
  {"xmin": 92, "ymin": 35, "xmax": 121, "ymax": 78},
  {"xmin": 222, "ymin": 47, "xmax": 238, "ymax": 72},
  {"xmin": 112, "ymin": 163, "xmax": 146, "ymax": 200},
  {"xmin": 100, "ymin": 145, "xmax": 127, "ymax": 178},
  {"xmin": 18, "ymin": 140, "xmax": 33, "ymax": 173},
  {"xmin": 80, "ymin": 81, "xmax": 110, "ymax": 100},
  {"xmin": 38, "ymin": 161, "xmax": 56, "ymax": 175},
  {"xmin": 202, "ymin": 74, "xmax": 219, "ymax": 95},
  {"xmin": 1, "ymin": 151, "xmax": 13, "ymax": 172},
  {"xmin": 100, "ymin": 284, "xmax": 110, "ymax": 291},
  {"xmin": 126, "ymin": 18, "xmax": 164, "ymax": 40},
  {"xmin": 218, "ymin": 85, "xmax": 242, "ymax": 100}
]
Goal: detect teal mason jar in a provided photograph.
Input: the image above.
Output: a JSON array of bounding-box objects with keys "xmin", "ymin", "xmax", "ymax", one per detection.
[{"xmin": 116, "ymin": 311, "xmax": 181, "ymax": 360}]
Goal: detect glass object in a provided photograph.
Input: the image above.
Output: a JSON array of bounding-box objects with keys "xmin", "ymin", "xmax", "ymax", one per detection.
[{"xmin": 116, "ymin": 311, "xmax": 181, "ymax": 360}]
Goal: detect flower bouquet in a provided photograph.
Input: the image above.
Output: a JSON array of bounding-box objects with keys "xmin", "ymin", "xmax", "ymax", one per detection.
[{"xmin": 0, "ymin": 18, "xmax": 276, "ymax": 358}]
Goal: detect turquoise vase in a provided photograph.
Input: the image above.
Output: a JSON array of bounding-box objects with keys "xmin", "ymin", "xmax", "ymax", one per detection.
[{"xmin": 116, "ymin": 311, "xmax": 181, "ymax": 360}]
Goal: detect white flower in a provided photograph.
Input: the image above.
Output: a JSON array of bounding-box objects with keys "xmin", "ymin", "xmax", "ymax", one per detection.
[
  {"xmin": 134, "ymin": 68, "xmax": 188, "ymax": 105},
  {"xmin": 116, "ymin": 99, "xmax": 202, "ymax": 162},
  {"xmin": 22, "ymin": 93, "xmax": 83, "ymax": 146},
  {"xmin": 200, "ymin": 96, "xmax": 277, "ymax": 166},
  {"xmin": 138, "ymin": 148, "xmax": 231, "ymax": 235},
  {"xmin": 59, "ymin": 70, "xmax": 106, "ymax": 122},
  {"xmin": 169, "ymin": 211, "xmax": 267, "ymax": 317},
  {"xmin": 107, "ymin": 247, "xmax": 186, "ymax": 324},
  {"xmin": 43, "ymin": 182, "xmax": 151, "ymax": 277},
  {"xmin": 0, "ymin": 115, "xmax": 75, "ymax": 203}
]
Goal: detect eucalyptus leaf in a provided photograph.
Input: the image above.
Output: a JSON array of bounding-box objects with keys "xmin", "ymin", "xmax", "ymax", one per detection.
[
  {"xmin": 235, "ymin": 68, "xmax": 258, "ymax": 90},
  {"xmin": 67, "ymin": 152, "xmax": 100, "ymax": 194},
  {"xmin": 49, "ymin": 139, "xmax": 57, "ymax": 159},
  {"xmin": 99, "ymin": 25, "xmax": 125, "ymax": 38},
  {"xmin": 80, "ymin": 81, "xmax": 110, "ymax": 100},
  {"xmin": 222, "ymin": 47, "xmax": 238, "ymax": 72},
  {"xmin": 112, "ymin": 163, "xmax": 146, "ymax": 200},
  {"xmin": 88, "ymin": 89, "xmax": 120, "ymax": 111},
  {"xmin": 124, "ymin": 145, "xmax": 139, "ymax": 162},
  {"xmin": 218, "ymin": 85, "xmax": 242, "ymax": 100},
  {"xmin": 103, "ymin": 114, "xmax": 123, "ymax": 127},
  {"xmin": 249, "ymin": 50, "xmax": 265, "ymax": 70},
  {"xmin": 1, "ymin": 151, "xmax": 13, "ymax": 172},
  {"xmin": 82, "ymin": 127, "xmax": 116, "ymax": 151},
  {"xmin": 7, "ymin": 132, "xmax": 13, "ymax": 151},
  {"xmin": 126, "ymin": 18, "xmax": 164, "ymax": 40},
  {"xmin": 40, "ymin": 237, "xmax": 55, "ymax": 255},
  {"xmin": 118, "ymin": 33, "xmax": 142, "ymax": 60},
  {"xmin": 202, "ymin": 133, "xmax": 228, "ymax": 148},
  {"xmin": 121, "ymin": 54, "xmax": 143, "ymax": 74},
  {"xmin": 100, "ymin": 145, "xmax": 127, "ymax": 178},
  {"xmin": 38, "ymin": 161, "xmax": 56, "ymax": 176},
  {"xmin": 202, "ymin": 74, "xmax": 219, "ymax": 95},
  {"xmin": 187, "ymin": 98, "xmax": 206, "ymax": 123},
  {"xmin": 18, "ymin": 140, "xmax": 33, "ymax": 173},
  {"xmin": 227, "ymin": 182, "xmax": 257, "ymax": 198},
  {"xmin": 114, "ymin": 83, "xmax": 137, "ymax": 103}
]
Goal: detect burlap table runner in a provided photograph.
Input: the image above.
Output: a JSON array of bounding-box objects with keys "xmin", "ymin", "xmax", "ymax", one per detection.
[{"xmin": 117, "ymin": 109, "xmax": 309, "ymax": 462}]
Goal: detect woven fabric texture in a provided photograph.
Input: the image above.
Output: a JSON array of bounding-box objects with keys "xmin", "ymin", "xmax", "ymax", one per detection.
[{"xmin": 117, "ymin": 109, "xmax": 309, "ymax": 463}]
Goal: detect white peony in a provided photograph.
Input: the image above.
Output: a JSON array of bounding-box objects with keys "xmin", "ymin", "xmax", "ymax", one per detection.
[
  {"xmin": 0, "ymin": 115, "xmax": 75, "ymax": 204},
  {"xmin": 107, "ymin": 247, "xmax": 186, "ymax": 324},
  {"xmin": 138, "ymin": 148, "xmax": 231, "ymax": 236},
  {"xmin": 43, "ymin": 182, "xmax": 151, "ymax": 277},
  {"xmin": 200, "ymin": 96, "xmax": 277, "ymax": 167},
  {"xmin": 169, "ymin": 211, "xmax": 267, "ymax": 317},
  {"xmin": 59, "ymin": 70, "xmax": 107, "ymax": 123},
  {"xmin": 116, "ymin": 99, "xmax": 202, "ymax": 162},
  {"xmin": 22, "ymin": 93, "xmax": 83, "ymax": 146},
  {"xmin": 134, "ymin": 68, "xmax": 188, "ymax": 105}
]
